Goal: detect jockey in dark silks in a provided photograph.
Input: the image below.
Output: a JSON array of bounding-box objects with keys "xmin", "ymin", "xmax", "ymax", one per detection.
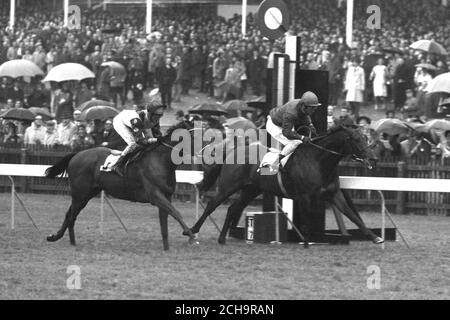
[
  {"xmin": 111, "ymin": 101, "xmax": 166, "ymax": 175},
  {"xmin": 266, "ymin": 91, "xmax": 322, "ymax": 163}
]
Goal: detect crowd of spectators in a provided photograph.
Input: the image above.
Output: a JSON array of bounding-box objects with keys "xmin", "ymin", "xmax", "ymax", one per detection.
[{"xmin": 0, "ymin": 0, "xmax": 449, "ymax": 163}]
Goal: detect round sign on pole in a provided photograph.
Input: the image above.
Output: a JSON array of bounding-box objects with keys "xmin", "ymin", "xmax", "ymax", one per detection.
[{"xmin": 256, "ymin": 0, "xmax": 290, "ymax": 40}]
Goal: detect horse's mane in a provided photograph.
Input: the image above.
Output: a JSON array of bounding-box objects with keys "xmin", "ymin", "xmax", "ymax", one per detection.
[
  {"xmin": 312, "ymin": 125, "xmax": 353, "ymax": 143},
  {"xmin": 163, "ymin": 120, "xmax": 192, "ymax": 140}
]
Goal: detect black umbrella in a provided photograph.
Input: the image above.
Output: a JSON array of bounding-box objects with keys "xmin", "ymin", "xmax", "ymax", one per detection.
[
  {"xmin": 0, "ymin": 108, "xmax": 36, "ymax": 121},
  {"xmin": 382, "ymin": 46, "xmax": 403, "ymax": 55},
  {"xmin": 188, "ymin": 103, "xmax": 229, "ymax": 116},
  {"xmin": 28, "ymin": 107, "xmax": 53, "ymax": 121}
]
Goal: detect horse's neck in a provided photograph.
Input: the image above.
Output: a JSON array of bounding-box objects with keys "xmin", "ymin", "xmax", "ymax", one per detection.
[{"xmin": 293, "ymin": 132, "xmax": 346, "ymax": 175}]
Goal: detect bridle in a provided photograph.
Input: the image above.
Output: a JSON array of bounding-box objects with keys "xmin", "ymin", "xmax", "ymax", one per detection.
[{"xmin": 309, "ymin": 128, "xmax": 372, "ymax": 166}]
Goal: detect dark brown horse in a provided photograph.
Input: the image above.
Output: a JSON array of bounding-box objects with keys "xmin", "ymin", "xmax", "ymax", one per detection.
[
  {"xmin": 45, "ymin": 121, "xmax": 198, "ymax": 250},
  {"xmin": 187, "ymin": 125, "xmax": 384, "ymax": 246}
]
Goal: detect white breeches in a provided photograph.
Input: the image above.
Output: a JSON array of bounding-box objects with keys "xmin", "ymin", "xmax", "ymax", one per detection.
[
  {"xmin": 113, "ymin": 118, "xmax": 137, "ymax": 155},
  {"xmin": 266, "ymin": 116, "xmax": 302, "ymax": 156}
]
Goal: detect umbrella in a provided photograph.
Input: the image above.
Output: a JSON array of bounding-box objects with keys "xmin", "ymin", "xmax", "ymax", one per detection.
[
  {"xmin": 424, "ymin": 72, "xmax": 450, "ymax": 94},
  {"xmin": 226, "ymin": 117, "xmax": 257, "ymax": 131},
  {"xmin": 77, "ymin": 99, "xmax": 114, "ymax": 111},
  {"xmin": 247, "ymin": 101, "xmax": 268, "ymax": 110},
  {"xmin": 0, "ymin": 59, "xmax": 44, "ymax": 78},
  {"xmin": 28, "ymin": 107, "xmax": 53, "ymax": 121},
  {"xmin": 381, "ymin": 46, "xmax": 403, "ymax": 55},
  {"xmin": 415, "ymin": 63, "xmax": 437, "ymax": 71},
  {"xmin": 43, "ymin": 63, "xmax": 95, "ymax": 82},
  {"xmin": 223, "ymin": 100, "xmax": 254, "ymax": 112},
  {"xmin": 101, "ymin": 61, "xmax": 127, "ymax": 83},
  {"xmin": 79, "ymin": 106, "xmax": 119, "ymax": 121},
  {"xmin": 188, "ymin": 103, "xmax": 228, "ymax": 116},
  {"xmin": 0, "ymin": 108, "xmax": 36, "ymax": 121},
  {"xmin": 410, "ymin": 40, "xmax": 448, "ymax": 56},
  {"xmin": 420, "ymin": 119, "xmax": 450, "ymax": 132},
  {"xmin": 370, "ymin": 118, "xmax": 410, "ymax": 136}
]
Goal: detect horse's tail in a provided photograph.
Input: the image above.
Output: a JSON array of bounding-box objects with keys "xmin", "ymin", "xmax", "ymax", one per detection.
[{"xmin": 45, "ymin": 153, "xmax": 77, "ymax": 178}]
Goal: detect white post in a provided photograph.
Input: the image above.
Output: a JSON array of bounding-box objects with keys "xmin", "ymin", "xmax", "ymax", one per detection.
[
  {"xmin": 100, "ymin": 191, "xmax": 104, "ymax": 235},
  {"xmin": 9, "ymin": 0, "xmax": 15, "ymax": 31},
  {"xmin": 9, "ymin": 176, "xmax": 15, "ymax": 230},
  {"xmin": 64, "ymin": 0, "xmax": 69, "ymax": 27},
  {"xmin": 242, "ymin": 0, "xmax": 247, "ymax": 37},
  {"xmin": 346, "ymin": 0, "xmax": 354, "ymax": 48},
  {"xmin": 146, "ymin": 0, "xmax": 153, "ymax": 34}
]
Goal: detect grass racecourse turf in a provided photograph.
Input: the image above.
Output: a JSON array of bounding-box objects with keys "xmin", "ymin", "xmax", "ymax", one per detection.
[{"xmin": 0, "ymin": 192, "xmax": 449, "ymax": 300}]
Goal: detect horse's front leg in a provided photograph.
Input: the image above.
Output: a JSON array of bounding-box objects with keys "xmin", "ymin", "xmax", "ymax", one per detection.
[
  {"xmin": 150, "ymin": 189, "xmax": 199, "ymax": 247},
  {"xmin": 331, "ymin": 189, "xmax": 383, "ymax": 244}
]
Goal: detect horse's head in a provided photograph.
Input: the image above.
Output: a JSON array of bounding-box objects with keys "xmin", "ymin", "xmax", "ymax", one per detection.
[{"xmin": 339, "ymin": 125, "xmax": 377, "ymax": 169}]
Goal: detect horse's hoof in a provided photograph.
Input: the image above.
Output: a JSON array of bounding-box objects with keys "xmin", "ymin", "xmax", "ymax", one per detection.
[
  {"xmin": 182, "ymin": 229, "xmax": 195, "ymax": 236},
  {"xmin": 47, "ymin": 234, "xmax": 57, "ymax": 242},
  {"xmin": 218, "ymin": 238, "xmax": 226, "ymax": 245},
  {"xmin": 373, "ymin": 237, "xmax": 384, "ymax": 244},
  {"xmin": 189, "ymin": 238, "xmax": 200, "ymax": 246}
]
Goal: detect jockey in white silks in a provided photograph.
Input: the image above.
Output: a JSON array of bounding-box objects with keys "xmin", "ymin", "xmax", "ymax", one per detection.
[
  {"xmin": 111, "ymin": 101, "xmax": 166, "ymax": 175},
  {"xmin": 266, "ymin": 91, "xmax": 322, "ymax": 165}
]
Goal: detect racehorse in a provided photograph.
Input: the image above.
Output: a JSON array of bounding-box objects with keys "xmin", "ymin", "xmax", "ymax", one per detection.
[
  {"xmin": 186, "ymin": 125, "xmax": 384, "ymax": 246},
  {"xmin": 45, "ymin": 120, "xmax": 198, "ymax": 251}
]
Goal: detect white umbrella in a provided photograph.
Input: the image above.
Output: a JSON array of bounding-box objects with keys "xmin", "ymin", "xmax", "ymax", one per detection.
[
  {"xmin": 410, "ymin": 40, "xmax": 448, "ymax": 55},
  {"xmin": 424, "ymin": 72, "xmax": 450, "ymax": 94},
  {"xmin": 42, "ymin": 63, "xmax": 95, "ymax": 82},
  {"xmin": 0, "ymin": 59, "xmax": 44, "ymax": 78}
]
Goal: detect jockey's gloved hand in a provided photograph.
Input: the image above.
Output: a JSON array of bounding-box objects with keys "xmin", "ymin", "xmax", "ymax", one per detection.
[
  {"xmin": 301, "ymin": 136, "xmax": 311, "ymax": 144},
  {"xmin": 147, "ymin": 138, "xmax": 158, "ymax": 144}
]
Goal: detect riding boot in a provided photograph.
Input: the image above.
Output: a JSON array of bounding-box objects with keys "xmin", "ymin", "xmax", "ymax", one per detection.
[
  {"xmin": 278, "ymin": 154, "xmax": 285, "ymax": 171},
  {"xmin": 111, "ymin": 144, "xmax": 138, "ymax": 177}
]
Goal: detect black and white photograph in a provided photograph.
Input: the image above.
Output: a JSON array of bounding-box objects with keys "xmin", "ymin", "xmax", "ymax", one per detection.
[{"xmin": 0, "ymin": 0, "xmax": 449, "ymax": 306}]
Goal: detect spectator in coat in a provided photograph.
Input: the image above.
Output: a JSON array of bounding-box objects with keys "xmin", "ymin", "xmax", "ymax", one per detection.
[
  {"xmin": 43, "ymin": 120, "xmax": 59, "ymax": 147},
  {"xmin": 367, "ymin": 129, "xmax": 386, "ymax": 159},
  {"xmin": 344, "ymin": 57, "xmax": 365, "ymax": 119},
  {"xmin": 54, "ymin": 83, "xmax": 74, "ymax": 121},
  {"xmin": 57, "ymin": 114, "xmax": 77, "ymax": 146},
  {"xmin": 99, "ymin": 119, "xmax": 126, "ymax": 150},
  {"xmin": 393, "ymin": 57, "xmax": 410, "ymax": 112},
  {"xmin": 24, "ymin": 115, "xmax": 46, "ymax": 145},
  {"xmin": 75, "ymin": 82, "xmax": 93, "ymax": 108},
  {"xmin": 180, "ymin": 46, "xmax": 193, "ymax": 95},
  {"xmin": 9, "ymin": 81, "xmax": 24, "ymax": 103},
  {"xmin": 370, "ymin": 58, "xmax": 388, "ymax": 110},
  {"xmin": 128, "ymin": 69, "xmax": 145, "ymax": 104},
  {"xmin": 0, "ymin": 78, "xmax": 12, "ymax": 104},
  {"xmin": 158, "ymin": 57, "xmax": 177, "ymax": 109},
  {"xmin": 97, "ymin": 66, "xmax": 112, "ymax": 101},
  {"xmin": 247, "ymin": 50, "xmax": 265, "ymax": 96},
  {"xmin": 70, "ymin": 124, "xmax": 95, "ymax": 151},
  {"xmin": 27, "ymin": 83, "xmax": 51, "ymax": 109},
  {"xmin": 1, "ymin": 122, "xmax": 21, "ymax": 146}
]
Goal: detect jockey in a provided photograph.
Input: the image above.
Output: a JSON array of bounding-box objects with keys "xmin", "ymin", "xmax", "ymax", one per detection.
[
  {"xmin": 111, "ymin": 101, "xmax": 166, "ymax": 175},
  {"xmin": 266, "ymin": 91, "xmax": 322, "ymax": 164}
]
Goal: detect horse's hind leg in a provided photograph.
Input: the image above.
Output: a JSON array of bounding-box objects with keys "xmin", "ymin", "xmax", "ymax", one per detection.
[
  {"xmin": 159, "ymin": 195, "xmax": 170, "ymax": 251},
  {"xmin": 218, "ymin": 185, "xmax": 261, "ymax": 244},
  {"xmin": 47, "ymin": 206, "xmax": 72, "ymax": 242},
  {"xmin": 67, "ymin": 190, "xmax": 101, "ymax": 246}
]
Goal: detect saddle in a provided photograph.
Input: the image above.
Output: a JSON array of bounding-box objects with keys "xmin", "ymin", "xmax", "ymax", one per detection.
[{"xmin": 100, "ymin": 143, "xmax": 158, "ymax": 175}]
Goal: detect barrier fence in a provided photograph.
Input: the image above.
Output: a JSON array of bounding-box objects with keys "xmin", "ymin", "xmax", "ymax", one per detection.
[{"xmin": 1, "ymin": 146, "xmax": 450, "ymax": 215}]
